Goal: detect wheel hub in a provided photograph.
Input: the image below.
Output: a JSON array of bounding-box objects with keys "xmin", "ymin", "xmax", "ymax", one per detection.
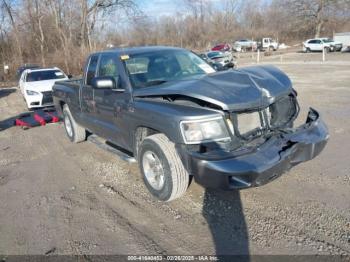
[
  {"xmin": 142, "ymin": 151, "xmax": 165, "ymax": 190},
  {"xmin": 64, "ymin": 115, "xmax": 73, "ymax": 137}
]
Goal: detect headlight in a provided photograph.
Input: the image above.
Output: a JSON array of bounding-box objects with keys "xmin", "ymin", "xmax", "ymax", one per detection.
[
  {"xmin": 26, "ymin": 90, "xmax": 40, "ymax": 96},
  {"xmin": 180, "ymin": 117, "xmax": 231, "ymax": 144}
]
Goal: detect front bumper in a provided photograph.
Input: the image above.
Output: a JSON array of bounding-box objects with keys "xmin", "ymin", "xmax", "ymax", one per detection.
[
  {"xmin": 184, "ymin": 108, "xmax": 329, "ymax": 190},
  {"xmin": 25, "ymin": 91, "xmax": 53, "ymax": 108},
  {"xmin": 334, "ymin": 44, "xmax": 343, "ymax": 51}
]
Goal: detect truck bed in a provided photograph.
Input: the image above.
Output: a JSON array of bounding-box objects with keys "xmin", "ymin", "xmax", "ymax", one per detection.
[{"xmin": 56, "ymin": 78, "xmax": 82, "ymax": 87}]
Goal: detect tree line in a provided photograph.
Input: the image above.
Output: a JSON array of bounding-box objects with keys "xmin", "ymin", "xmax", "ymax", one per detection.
[{"xmin": 0, "ymin": 0, "xmax": 349, "ymax": 78}]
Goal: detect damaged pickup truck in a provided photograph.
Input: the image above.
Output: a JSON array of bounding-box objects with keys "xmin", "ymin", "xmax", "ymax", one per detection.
[{"xmin": 53, "ymin": 46, "xmax": 329, "ymax": 201}]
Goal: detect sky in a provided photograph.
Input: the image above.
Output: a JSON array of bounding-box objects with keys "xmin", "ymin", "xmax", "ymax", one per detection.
[
  {"xmin": 135, "ymin": 0, "xmax": 235, "ymax": 18},
  {"xmin": 137, "ymin": 0, "xmax": 181, "ymax": 17},
  {"xmin": 136, "ymin": 0, "xmax": 272, "ymax": 18}
]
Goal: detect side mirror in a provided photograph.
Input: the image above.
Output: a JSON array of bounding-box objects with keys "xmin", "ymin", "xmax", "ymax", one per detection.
[
  {"xmin": 91, "ymin": 76, "xmax": 116, "ymax": 89},
  {"xmin": 68, "ymin": 74, "xmax": 73, "ymax": 79}
]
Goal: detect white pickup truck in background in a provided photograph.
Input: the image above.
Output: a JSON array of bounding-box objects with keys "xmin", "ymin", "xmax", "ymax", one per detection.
[{"xmin": 258, "ymin": 38, "xmax": 279, "ymax": 51}]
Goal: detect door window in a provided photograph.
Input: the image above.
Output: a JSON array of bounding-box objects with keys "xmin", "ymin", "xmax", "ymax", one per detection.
[
  {"xmin": 98, "ymin": 53, "xmax": 119, "ymax": 84},
  {"xmin": 86, "ymin": 55, "xmax": 99, "ymax": 85}
]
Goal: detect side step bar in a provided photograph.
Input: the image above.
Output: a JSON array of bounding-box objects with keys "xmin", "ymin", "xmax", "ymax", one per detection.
[{"xmin": 87, "ymin": 135, "xmax": 137, "ymax": 163}]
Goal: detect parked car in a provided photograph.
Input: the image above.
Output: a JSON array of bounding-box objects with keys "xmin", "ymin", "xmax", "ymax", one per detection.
[
  {"xmin": 257, "ymin": 38, "xmax": 279, "ymax": 51},
  {"xmin": 211, "ymin": 43, "xmax": 232, "ymax": 52},
  {"xmin": 320, "ymin": 38, "xmax": 343, "ymax": 52},
  {"xmin": 16, "ymin": 64, "xmax": 40, "ymax": 80},
  {"xmin": 200, "ymin": 51, "xmax": 236, "ymax": 70},
  {"xmin": 19, "ymin": 67, "xmax": 69, "ymax": 109},
  {"xmin": 234, "ymin": 39, "xmax": 257, "ymax": 51},
  {"xmin": 303, "ymin": 38, "xmax": 334, "ymax": 52},
  {"xmin": 53, "ymin": 46, "xmax": 328, "ymax": 202}
]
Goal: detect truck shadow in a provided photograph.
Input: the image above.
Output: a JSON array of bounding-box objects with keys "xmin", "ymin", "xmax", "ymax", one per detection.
[
  {"xmin": 0, "ymin": 115, "xmax": 18, "ymax": 131},
  {"xmin": 0, "ymin": 88, "xmax": 16, "ymax": 99},
  {"xmin": 202, "ymin": 188, "xmax": 249, "ymax": 261}
]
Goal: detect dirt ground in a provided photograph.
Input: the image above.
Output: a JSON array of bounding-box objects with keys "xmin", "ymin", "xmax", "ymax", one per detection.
[{"xmin": 0, "ymin": 52, "xmax": 349, "ymax": 258}]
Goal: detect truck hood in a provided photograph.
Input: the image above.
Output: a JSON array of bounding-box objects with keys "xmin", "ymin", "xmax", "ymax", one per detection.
[
  {"xmin": 133, "ymin": 65, "xmax": 292, "ymax": 111},
  {"xmin": 24, "ymin": 79, "xmax": 67, "ymax": 92}
]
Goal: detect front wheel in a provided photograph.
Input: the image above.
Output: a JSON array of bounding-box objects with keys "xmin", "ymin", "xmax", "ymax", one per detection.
[{"xmin": 138, "ymin": 134, "xmax": 190, "ymax": 202}]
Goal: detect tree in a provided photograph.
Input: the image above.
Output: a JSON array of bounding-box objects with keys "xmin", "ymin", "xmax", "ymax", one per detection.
[
  {"xmin": 26, "ymin": 0, "xmax": 47, "ymax": 66},
  {"xmin": 78, "ymin": 0, "xmax": 138, "ymax": 52},
  {"xmin": 1, "ymin": 0, "xmax": 23, "ymax": 63},
  {"xmin": 287, "ymin": 0, "xmax": 350, "ymax": 38}
]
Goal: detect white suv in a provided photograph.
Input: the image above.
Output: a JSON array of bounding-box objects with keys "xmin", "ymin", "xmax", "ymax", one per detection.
[
  {"xmin": 303, "ymin": 38, "xmax": 334, "ymax": 53},
  {"xmin": 320, "ymin": 38, "xmax": 343, "ymax": 52}
]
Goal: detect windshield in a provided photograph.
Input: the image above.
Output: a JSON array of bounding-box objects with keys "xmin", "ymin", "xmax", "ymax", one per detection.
[
  {"xmin": 125, "ymin": 50, "xmax": 215, "ymax": 88},
  {"xmin": 322, "ymin": 38, "xmax": 333, "ymax": 43},
  {"xmin": 207, "ymin": 52, "xmax": 223, "ymax": 58},
  {"xmin": 26, "ymin": 70, "xmax": 66, "ymax": 82}
]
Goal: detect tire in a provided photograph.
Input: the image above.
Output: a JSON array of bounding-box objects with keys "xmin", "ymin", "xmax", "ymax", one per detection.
[
  {"xmin": 306, "ymin": 48, "xmax": 311, "ymax": 53},
  {"xmin": 324, "ymin": 47, "xmax": 330, "ymax": 53},
  {"xmin": 62, "ymin": 104, "xmax": 86, "ymax": 143},
  {"xmin": 138, "ymin": 133, "xmax": 189, "ymax": 202}
]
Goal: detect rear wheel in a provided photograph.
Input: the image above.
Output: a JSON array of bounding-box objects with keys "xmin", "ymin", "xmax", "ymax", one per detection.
[
  {"xmin": 306, "ymin": 47, "xmax": 311, "ymax": 53},
  {"xmin": 138, "ymin": 134, "xmax": 190, "ymax": 202},
  {"xmin": 62, "ymin": 104, "xmax": 86, "ymax": 143}
]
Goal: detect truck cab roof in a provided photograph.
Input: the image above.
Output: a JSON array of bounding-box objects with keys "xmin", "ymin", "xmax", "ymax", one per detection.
[{"xmin": 93, "ymin": 46, "xmax": 185, "ymax": 56}]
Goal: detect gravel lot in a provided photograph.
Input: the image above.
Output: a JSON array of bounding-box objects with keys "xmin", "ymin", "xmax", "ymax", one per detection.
[{"xmin": 0, "ymin": 52, "xmax": 349, "ymax": 258}]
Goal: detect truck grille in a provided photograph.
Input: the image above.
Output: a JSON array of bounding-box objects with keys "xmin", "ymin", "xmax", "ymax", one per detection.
[{"xmin": 41, "ymin": 91, "xmax": 53, "ymax": 105}]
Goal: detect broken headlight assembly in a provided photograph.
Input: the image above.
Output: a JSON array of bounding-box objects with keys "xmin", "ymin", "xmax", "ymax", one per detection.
[
  {"xmin": 180, "ymin": 94, "xmax": 299, "ymax": 145},
  {"xmin": 180, "ymin": 116, "xmax": 231, "ymax": 144},
  {"xmin": 230, "ymin": 94, "xmax": 299, "ymax": 140}
]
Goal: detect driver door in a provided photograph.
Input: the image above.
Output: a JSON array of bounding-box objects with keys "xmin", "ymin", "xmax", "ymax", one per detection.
[
  {"xmin": 93, "ymin": 53, "xmax": 131, "ymax": 148},
  {"xmin": 80, "ymin": 54, "xmax": 99, "ymax": 131}
]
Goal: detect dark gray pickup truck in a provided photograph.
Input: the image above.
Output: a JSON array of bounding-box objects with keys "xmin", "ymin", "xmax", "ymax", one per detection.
[{"xmin": 53, "ymin": 46, "xmax": 329, "ymax": 201}]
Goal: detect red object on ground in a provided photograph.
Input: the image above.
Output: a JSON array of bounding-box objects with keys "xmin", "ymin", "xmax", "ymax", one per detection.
[
  {"xmin": 15, "ymin": 119, "xmax": 32, "ymax": 128},
  {"xmin": 33, "ymin": 113, "xmax": 46, "ymax": 126},
  {"xmin": 46, "ymin": 111, "xmax": 59, "ymax": 123},
  {"xmin": 14, "ymin": 109, "xmax": 61, "ymax": 128}
]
